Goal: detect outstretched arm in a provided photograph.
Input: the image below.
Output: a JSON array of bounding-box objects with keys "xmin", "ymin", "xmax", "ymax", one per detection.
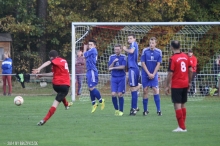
[{"xmin": 32, "ymin": 61, "xmax": 51, "ymax": 74}]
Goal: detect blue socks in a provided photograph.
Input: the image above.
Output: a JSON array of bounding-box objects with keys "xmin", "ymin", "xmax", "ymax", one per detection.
[
  {"xmin": 119, "ymin": 97, "xmax": 124, "ymax": 112},
  {"xmin": 90, "ymin": 88, "xmax": 102, "ymax": 104},
  {"xmin": 143, "ymin": 98, "xmax": 148, "ymax": 112},
  {"xmin": 131, "ymin": 91, "xmax": 138, "ymax": 109},
  {"xmin": 112, "ymin": 96, "xmax": 124, "ymax": 112},
  {"xmin": 112, "ymin": 96, "xmax": 118, "ymax": 110},
  {"xmin": 89, "ymin": 90, "xmax": 96, "ymax": 105},
  {"xmin": 154, "ymin": 94, "xmax": 161, "ymax": 112}
]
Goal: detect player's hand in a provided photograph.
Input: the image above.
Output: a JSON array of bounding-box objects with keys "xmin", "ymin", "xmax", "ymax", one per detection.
[
  {"xmin": 32, "ymin": 69, "xmax": 40, "ymax": 74},
  {"xmin": 113, "ymin": 58, "xmax": 119, "ymax": 62},
  {"xmin": 123, "ymin": 46, "xmax": 127, "ymax": 51},
  {"xmin": 84, "ymin": 44, "xmax": 88, "ymax": 51},
  {"xmin": 109, "ymin": 67, "xmax": 113, "ymax": 71},
  {"xmin": 148, "ymin": 74, "xmax": 154, "ymax": 79},
  {"xmin": 165, "ymin": 87, "xmax": 170, "ymax": 95},
  {"xmin": 36, "ymin": 74, "xmax": 42, "ymax": 79}
]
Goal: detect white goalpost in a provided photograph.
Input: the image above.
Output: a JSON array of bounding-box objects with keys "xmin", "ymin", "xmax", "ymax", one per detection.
[{"xmin": 71, "ymin": 22, "xmax": 220, "ymax": 101}]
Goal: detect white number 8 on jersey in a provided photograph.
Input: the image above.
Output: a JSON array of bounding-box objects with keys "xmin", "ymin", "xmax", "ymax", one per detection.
[{"xmin": 181, "ymin": 61, "xmax": 186, "ymax": 72}]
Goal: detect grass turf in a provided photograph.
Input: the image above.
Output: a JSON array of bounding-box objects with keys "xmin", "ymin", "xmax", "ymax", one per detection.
[{"xmin": 0, "ymin": 96, "xmax": 220, "ymax": 146}]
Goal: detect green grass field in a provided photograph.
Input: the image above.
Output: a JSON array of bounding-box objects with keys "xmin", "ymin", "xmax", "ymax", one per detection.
[{"xmin": 0, "ymin": 96, "xmax": 220, "ymax": 146}]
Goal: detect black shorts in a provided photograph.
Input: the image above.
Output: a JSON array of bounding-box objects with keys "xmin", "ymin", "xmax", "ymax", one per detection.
[
  {"xmin": 171, "ymin": 88, "xmax": 188, "ymax": 103},
  {"xmin": 53, "ymin": 85, "xmax": 69, "ymax": 102}
]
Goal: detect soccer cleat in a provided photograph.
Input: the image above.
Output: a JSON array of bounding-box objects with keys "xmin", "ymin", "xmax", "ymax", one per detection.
[
  {"xmin": 157, "ymin": 111, "xmax": 162, "ymax": 116},
  {"xmin": 100, "ymin": 99, "xmax": 105, "ymax": 110},
  {"xmin": 118, "ymin": 111, "xmax": 123, "ymax": 116},
  {"xmin": 136, "ymin": 107, "xmax": 140, "ymax": 111},
  {"xmin": 130, "ymin": 108, "xmax": 137, "ymax": 116},
  {"xmin": 65, "ymin": 102, "xmax": 73, "ymax": 110},
  {"xmin": 37, "ymin": 120, "xmax": 45, "ymax": 126},
  {"xmin": 172, "ymin": 127, "xmax": 187, "ymax": 132},
  {"xmin": 143, "ymin": 111, "xmax": 149, "ymax": 116},
  {"xmin": 91, "ymin": 103, "xmax": 98, "ymax": 113},
  {"xmin": 115, "ymin": 110, "xmax": 119, "ymax": 116}
]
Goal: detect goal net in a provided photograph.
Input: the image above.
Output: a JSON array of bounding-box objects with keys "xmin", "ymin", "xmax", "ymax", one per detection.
[{"xmin": 71, "ymin": 22, "xmax": 220, "ymax": 101}]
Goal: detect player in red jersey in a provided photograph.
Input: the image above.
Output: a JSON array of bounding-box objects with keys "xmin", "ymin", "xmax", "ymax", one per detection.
[
  {"xmin": 165, "ymin": 41, "xmax": 192, "ymax": 132},
  {"xmin": 32, "ymin": 50, "xmax": 73, "ymax": 126},
  {"xmin": 188, "ymin": 49, "xmax": 197, "ymax": 96}
]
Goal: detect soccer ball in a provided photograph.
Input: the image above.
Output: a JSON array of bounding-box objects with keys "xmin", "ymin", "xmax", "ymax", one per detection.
[{"xmin": 14, "ymin": 96, "xmax": 24, "ymax": 106}]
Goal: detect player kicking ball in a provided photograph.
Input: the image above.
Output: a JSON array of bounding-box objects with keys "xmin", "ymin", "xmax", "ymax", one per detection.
[{"xmin": 32, "ymin": 50, "xmax": 73, "ymax": 126}]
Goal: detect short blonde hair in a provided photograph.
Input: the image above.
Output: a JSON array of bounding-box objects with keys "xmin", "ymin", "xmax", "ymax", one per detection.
[{"xmin": 150, "ymin": 37, "xmax": 157, "ymax": 42}]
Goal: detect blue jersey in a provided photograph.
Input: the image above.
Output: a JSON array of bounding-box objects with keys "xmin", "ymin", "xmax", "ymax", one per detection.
[
  {"xmin": 84, "ymin": 48, "xmax": 98, "ymax": 72},
  {"xmin": 108, "ymin": 54, "xmax": 126, "ymax": 77},
  {"xmin": 141, "ymin": 47, "xmax": 162, "ymax": 77},
  {"xmin": 2, "ymin": 58, "xmax": 12, "ymax": 74},
  {"xmin": 127, "ymin": 42, "xmax": 138, "ymax": 68}
]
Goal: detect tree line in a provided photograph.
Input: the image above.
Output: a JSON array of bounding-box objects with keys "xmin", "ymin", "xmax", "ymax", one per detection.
[{"xmin": 0, "ymin": 0, "xmax": 219, "ymax": 73}]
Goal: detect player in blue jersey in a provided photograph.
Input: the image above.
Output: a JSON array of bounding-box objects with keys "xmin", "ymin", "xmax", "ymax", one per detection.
[
  {"xmin": 108, "ymin": 44, "xmax": 127, "ymax": 116},
  {"xmin": 123, "ymin": 34, "xmax": 140, "ymax": 115},
  {"xmin": 141, "ymin": 37, "xmax": 162, "ymax": 116},
  {"xmin": 83, "ymin": 39, "xmax": 105, "ymax": 113}
]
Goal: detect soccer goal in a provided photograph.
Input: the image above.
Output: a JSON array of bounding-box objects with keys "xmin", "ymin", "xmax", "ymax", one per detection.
[{"xmin": 71, "ymin": 22, "xmax": 220, "ymax": 101}]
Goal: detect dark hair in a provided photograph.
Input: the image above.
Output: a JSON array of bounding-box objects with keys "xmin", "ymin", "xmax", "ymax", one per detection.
[
  {"xmin": 171, "ymin": 40, "xmax": 180, "ymax": 49},
  {"xmin": 128, "ymin": 34, "xmax": 136, "ymax": 38},
  {"xmin": 88, "ymin": 39, "xmax": 97, "ymax": 45},
  {"xmin": 114, "ymin": 44, "xmax": 122, "ymax": 48},
  {"xmin": 49, "ymin": 50, "xmax": 58, "ymax": 57}
]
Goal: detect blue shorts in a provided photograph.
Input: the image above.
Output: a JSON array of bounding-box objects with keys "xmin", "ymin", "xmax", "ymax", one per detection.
[
  {"xmin": 128, "ymin": 67, "xmax": 139, "ymax": 87},
  {"xmin": 111, "ymin": 76, "xmax": 126, "ymax": 93},
  {"xmin": 86, "ymin": 70, "xmax": 98, "ymax": 88},
  {"xmin": 142, "ymin": 74, "xmax": 159, "ymax": 88}
]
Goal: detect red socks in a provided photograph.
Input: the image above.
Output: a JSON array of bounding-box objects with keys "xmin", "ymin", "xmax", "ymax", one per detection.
[
  {"xmin": 175, "ymin": 109, "xmax": 186, "ymax": 130},
  {"xmin": 43, "ymin": 106, "xmax": 56, "ymax": 122},
  {"xmin": 62, "ymin": 98, "xmax": 68, "ymax": 107},
  {"xmin": 182, "ymin": 108, "xmax": 186, "ymax": 123}
]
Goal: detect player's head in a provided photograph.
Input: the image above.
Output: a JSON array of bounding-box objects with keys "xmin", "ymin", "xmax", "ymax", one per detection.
[
  {"xmin": 127, "ymin": 34, "xmax": 136, "ymax": 44},
  {"xmin": 149, "ymin": 37, "xmax": 157, "ymax": 49},
  {"xmin": 171, "ymin": 40, "xmax": 180, "ymax": 51},
  {"xmin": 49, "ymin": 50, "xmax": 58, "ymax": 59},
  {"xmin": 4, "ymin": 51, "xmax": 10, "ymax": 58},
  {"xmin": 76, "ymin": 50, "xmax": 82, "ymax": 57},
  {"xmin": 114, "ymin": 44, "xmax": 122, "ymax": 55},
  {"xmin": 88, "ymin": 39, "xmax": 96, "ymax": 49},
  {"xmin": 188, "ymin": 49, "xmax": 193, "ymax": 57}
]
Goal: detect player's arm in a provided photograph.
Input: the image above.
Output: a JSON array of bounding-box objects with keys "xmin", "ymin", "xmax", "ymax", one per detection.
[
  {"xmin": 141, "ymin": 62, "xmax": 151, "ymax": 75},
  {"xmin": 140, "ymin": 51, "xmax": 151, "ymax": 76},
  {"xmin": 108, "ymin": 56, "xmax": 116, "ymax": 68},
  {"xmin": 153, "ymin": 53, "xmax": 162, "ymax": 77},
  {"xmin": 193, "ymin": 57, "xmax": 197, "ymax": 71},
  {"xmin": 37, "ymin": 72, "xmax": 53, "ymax": 78},
  {"xmin": 188, "ymin": 57, "xmax": 193, "ymax": 89},
  {"xmin": 83, "ymin": 44, "xmax": 89, "ymax": 58},
  {"xmin": 32, "ymin": 60, "xmax": 51, "ymax": 74},
  {"xmin": 152, "ymin": 62, "xmax": 160, "ymax": 77},
  {"xmin": 165, "ymin": 58, "xmax": 173, "ymax": 95},
  {"xmin": 123, "ymin": 46, "xmax": 135, "ymax": 54}
]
